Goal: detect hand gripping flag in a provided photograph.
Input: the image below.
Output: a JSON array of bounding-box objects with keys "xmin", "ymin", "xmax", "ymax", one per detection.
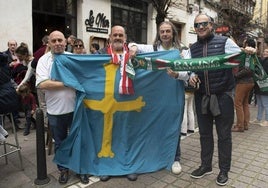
[{"xmin": 51, "ymin": 50, "xmax": 185, "ymax": 175}]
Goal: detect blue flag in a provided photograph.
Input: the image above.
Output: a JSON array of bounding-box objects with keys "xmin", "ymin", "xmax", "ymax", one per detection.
[{"xmin": 51, "ymin": 50, "xmax": 185, "ymax": 175}]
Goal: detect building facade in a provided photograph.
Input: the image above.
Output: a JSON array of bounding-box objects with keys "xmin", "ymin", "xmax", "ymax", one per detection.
[
  {"xmin": 1, "ymin": 0, "xmax": 209, "ymax": 54},
  {"xmin": 9, "ymin": 1, "xmax": 264, "ymax": 55}
]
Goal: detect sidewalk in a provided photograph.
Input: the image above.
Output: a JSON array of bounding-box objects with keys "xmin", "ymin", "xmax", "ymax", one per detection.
[{"xmin": 1, "ymin": 105, "xmax": 268, "ymax": 188}]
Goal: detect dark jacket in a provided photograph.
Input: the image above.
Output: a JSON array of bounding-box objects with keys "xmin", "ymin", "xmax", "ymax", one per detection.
[
  {"xmin": 190, "ymin": 34, "xmax": 235, "ymax": 95},
  {"xmin": 0, "ymin": 53, "xmax": 19, "ymax": 114},
  {"xmin": 2, "ymin": 49, "xmax": 14, "ymax": 64}
]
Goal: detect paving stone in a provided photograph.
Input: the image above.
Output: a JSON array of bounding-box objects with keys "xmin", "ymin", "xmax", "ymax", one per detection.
[{"xmin": 1, "ymin": 106, "xmax": 268, "ymax": 188}]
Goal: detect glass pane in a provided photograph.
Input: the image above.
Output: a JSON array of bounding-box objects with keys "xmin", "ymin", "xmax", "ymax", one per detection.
[
  {"xmin": 141, "ymin": 29, "xmax": 147, "ymax": 43},
  {"xmin": 111, "ymin": 0, "xmax": 148, "ymax": 43},
  {"xmin": 122, "ymin": 10, "xmax": 128, "ymax": 24}
]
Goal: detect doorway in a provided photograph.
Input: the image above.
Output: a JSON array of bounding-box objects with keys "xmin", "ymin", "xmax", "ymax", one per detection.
[
  {"xmin": 32, "ymin": 13, "xmax": 66, "ymax": 51},
  {"xmin": 32, "ymin": 0, "xmax": 77, "ymax": 52}
]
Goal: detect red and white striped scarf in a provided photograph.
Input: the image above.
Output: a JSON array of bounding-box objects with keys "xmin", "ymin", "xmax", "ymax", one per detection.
[{"xmin": 107, "ymin": 45, "xmax": 134, "ymax": 95}]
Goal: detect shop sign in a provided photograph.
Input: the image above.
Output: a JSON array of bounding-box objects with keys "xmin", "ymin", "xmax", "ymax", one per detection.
[
  {"xmin": 215, "ymin": 26, "xmax": 230, "ymax": 33},
  {"xmin": 85, "ymin": 10, "xmax": 109, "ymax": 34}
]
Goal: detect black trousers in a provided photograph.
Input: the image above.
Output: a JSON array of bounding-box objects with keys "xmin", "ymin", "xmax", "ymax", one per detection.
[{"xmin": 195, "ymin": 92, "xmax": 234, "ymax": 172}]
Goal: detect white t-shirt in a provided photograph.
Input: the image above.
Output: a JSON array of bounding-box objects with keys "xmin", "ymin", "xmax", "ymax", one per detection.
[{"xmin": 36, "ymin": 51, "xmax": 76, "ymax": 115}]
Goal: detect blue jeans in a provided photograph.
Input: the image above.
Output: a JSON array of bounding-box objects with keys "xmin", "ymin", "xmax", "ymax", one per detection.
[
  {"xmin": 47, "ymin": 112, "xmax": 74, "ymax": 171},
  {"xmin": 195, "ymin": 93, "xmax": 233, "ymax": 172},
  {"xmin": 256, "ymin": 94, "xmax": 268, "ymax": 121}
]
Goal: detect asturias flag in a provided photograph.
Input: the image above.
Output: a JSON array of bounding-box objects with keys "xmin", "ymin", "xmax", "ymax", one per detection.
[{"xmin": 51, "ymin": 50, "xmax": 185, "ymax": 175}]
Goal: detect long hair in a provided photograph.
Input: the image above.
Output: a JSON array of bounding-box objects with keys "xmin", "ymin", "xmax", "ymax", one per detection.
[
  {"xmin": 17, "ymin": 83, "xmax": 31, "ymax": 95},
  {"xmin": 153, "ymin": 21, "xmax": 181, "ymax": 50},
  {"xmin": 15, "ymin": 42, "xmax": 30, "ymax": 56}
]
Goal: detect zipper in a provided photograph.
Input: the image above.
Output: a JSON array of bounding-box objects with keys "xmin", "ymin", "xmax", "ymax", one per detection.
[{"xmin": 203, "ymin": 42, "xmax": 210, "ymax": 95}]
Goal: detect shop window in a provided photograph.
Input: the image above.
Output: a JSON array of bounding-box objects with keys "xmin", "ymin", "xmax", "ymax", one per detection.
[
  {"xmin": 32, "ymin": 0, "xmax": 77, "ymax": 51},
  {"xmin": 111, "ymin": 0, "xmax": 148, "ymax": 44}
]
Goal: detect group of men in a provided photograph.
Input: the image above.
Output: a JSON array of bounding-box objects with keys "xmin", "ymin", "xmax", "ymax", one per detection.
[{"xmin": 34, "ymin": 13, "xmax": 256, "ymax": 186}]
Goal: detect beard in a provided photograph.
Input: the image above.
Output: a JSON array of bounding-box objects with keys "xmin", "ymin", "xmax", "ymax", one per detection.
[{"xmin": 112, "ymin": 41, "xmax": 124, "ymax": 51}]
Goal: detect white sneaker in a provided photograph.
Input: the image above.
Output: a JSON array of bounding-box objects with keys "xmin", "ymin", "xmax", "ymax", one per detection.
[
  {"xmin": 250, "ymin": 119, "xmax": 262, "ymax": 125},
  {"xmin": 0, "ymin": 125, "xmax": 8, "ymax": 138},
  {"xmin": 0, "ymin": 133, "xmax": 6, "ymax": 143},
  {"xmin": 260, "ymin": 121, "xmax": 268, "ymax": 127},
  {"xmin": 171, "ymin": 161, "xmax": 182, "ymax": 175}
]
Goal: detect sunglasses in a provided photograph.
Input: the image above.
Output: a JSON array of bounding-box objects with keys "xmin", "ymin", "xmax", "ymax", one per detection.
[
  {"xmin": 74, "ymin": 44, "xmax": 84, "ymax": 48},
  {"xmin": 194, "ymin": 22, "xmax": 210, "ymax": 28}
]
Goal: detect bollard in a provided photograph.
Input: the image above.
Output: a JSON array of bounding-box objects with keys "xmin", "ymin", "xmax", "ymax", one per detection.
[{"xmin": 34, "ymin": 108, "xmax": 50, "ymax": 185}]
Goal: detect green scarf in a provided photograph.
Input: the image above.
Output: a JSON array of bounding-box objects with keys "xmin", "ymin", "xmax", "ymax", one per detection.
[{"xmin": 127, "ymin": 51, "xmax": 268, "ymax": 91}]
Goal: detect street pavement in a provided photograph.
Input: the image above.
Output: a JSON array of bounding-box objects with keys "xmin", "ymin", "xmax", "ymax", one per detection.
[{"xmin": 1, "ymin": 105, "xmax": 268, "ymax": 188}]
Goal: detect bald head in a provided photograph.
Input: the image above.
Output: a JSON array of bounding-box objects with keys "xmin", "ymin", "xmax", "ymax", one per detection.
[
  {"xmin": 48, "ymin": 30, "xmax": 66, "ymax": 54},
  {"xmin": 7, "ymin": 39, "xmax": 17, "ymax": 53}
]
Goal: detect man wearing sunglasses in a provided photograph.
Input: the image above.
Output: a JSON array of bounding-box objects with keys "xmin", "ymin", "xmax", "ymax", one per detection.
[{"xmin": 188, "ymin": 13, "xmax": 249, "ymax": 186}]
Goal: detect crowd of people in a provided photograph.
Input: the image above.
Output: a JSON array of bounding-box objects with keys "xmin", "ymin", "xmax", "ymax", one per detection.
[{"xmin": 1, "ymin": 12, "xmax": 266, "ymax": 187}]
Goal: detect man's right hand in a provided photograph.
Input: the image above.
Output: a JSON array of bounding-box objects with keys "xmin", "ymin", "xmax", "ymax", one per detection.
[
  {"xmin": 189, "ymin": 74, "xmax": 201, "ymax": 88},
  {"xmin": 129, "ymin": 45, "xmax": 138, "ymax": 59}
]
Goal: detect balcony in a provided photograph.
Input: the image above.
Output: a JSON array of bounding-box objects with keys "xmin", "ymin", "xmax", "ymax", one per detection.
[{"xmin": 218, "ymin": 0, "xmax": 255, "ymax": 19}]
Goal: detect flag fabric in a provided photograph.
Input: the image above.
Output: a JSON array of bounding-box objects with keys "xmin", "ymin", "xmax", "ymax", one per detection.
[
  {"xmin": 51, "ymin": 50, "xmax": 185, "ymax": 175},
  {"xmin": 130, "ymin": 51, "xmax": 246, "ymax": 71}
]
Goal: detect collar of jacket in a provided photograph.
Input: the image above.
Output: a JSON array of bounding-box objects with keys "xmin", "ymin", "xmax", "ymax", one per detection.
[{"xmin": 197, "ymin": 33, "xmax": 214, "ymax": 43}]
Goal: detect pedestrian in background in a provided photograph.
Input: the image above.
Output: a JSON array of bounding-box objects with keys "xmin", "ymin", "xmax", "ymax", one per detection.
[
  {"xmin": 66, "ymin": 34, "xmax": 76, "ymax": 53},
  {"xmin": 73, "ymin": 39, "xmax": 86, "ymax": 54},
  {"xmin": 90, "ymin": 43, "xmax": 100, "ymax": 54},
  {"xmin": 33, "ymin": 35, "xmax": 49, "ymax": 62},
  {"xmin": 250, "ymin": 47, "xmax": 268, "ymax": 127},
  {"xmin": 181, "ymin": 80, "xmax": 196, "ymax": 136},
  {"xmin": 17, "ymin": 83, "xmax": 37, "ymax": 136},
  {"xmin": 2, "ymin": 39, "xmax": 19, "ymax": 65},
  {"xmin": 0, "ymin": 52, "xmax": 19, "ymax": 133},
  {"xmin": 232, "ymin": 37, "xmax": 255, "ymax": 132}
]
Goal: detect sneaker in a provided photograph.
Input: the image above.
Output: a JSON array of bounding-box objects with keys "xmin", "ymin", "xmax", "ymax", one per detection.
[
  {"xmin": 0, "ymin": 133, "xmax": 6, "ymax": 143},
  {"xmin": 171, "ymin": 161, "xmax": 182, "ymax": 174},
  {"xmin": 181, "ymin": 132, "xmax": 187, "ymax": 136},
  {"xmin": 260, "ymin": 121, "xmax": 268, "ymax": 127},
  {"xmin": 79, "ymin": 174, "xmax": 89, "ymax": 184},
  {"xmin": 99, "ymin": 175, "xmax": 110, "ymax": 181},
  {"xmin": 250, "ymin": 119, "xmax": 262, "ymax": 125},
  {"xmin": 187, "ymin": 129, "xmax": 195, "ymax": 134},
  {"xmin": 126, "ymin": 173, "xmax": 138, "ymax": 181},
  {"xmin": 15, "ymin": 119, "xmax": 21, "ymax": 124},
  {"xmin": 58, "ymin": 170, "xmax": 69, "ymax": 184},
  {"xmin": 216, "ymin": 171, "xmax": 228, "ymax": 186},
  {"xmin": 0, "ymin": 126, "xmax": 8, "ymax": 138},
  {"xmin": 23, "ymin": 131, "xmax": 30, "ymax": 136},
  {"xmin": 190, "ymin": 166, "xmax": 213, "ymax": 179}
]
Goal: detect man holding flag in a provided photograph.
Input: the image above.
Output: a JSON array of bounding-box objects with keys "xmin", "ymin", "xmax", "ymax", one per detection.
[
  {"xmin": 35, "ymin": 31, "xmax": 89, "ymax": 185},
  {"xmin": 50, "ymin": 26, "xmax": 184, "ymax": 183},
  {"xmin": 96, "ymin": 25, "xmax": 137, "ymax": 181},
  {"xmin": 128, "ymin": 21, "xmax": 190, "ymax": 176},
  {"xmin": 189, "ymin": 13, "xmax": 256, "ymax": 186}
]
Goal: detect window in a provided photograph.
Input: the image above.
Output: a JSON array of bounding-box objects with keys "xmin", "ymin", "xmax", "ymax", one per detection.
[
  {"xmin": 111, "ymin": 0, "xmax": 148, "ymax": 43},
  {"xmin": 32, "ymin": 0, "xmax": 77, "ymax": 51},
  {"xmin": 32, "ymin": 0, "xmax": 77, "ymax": 36}
]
